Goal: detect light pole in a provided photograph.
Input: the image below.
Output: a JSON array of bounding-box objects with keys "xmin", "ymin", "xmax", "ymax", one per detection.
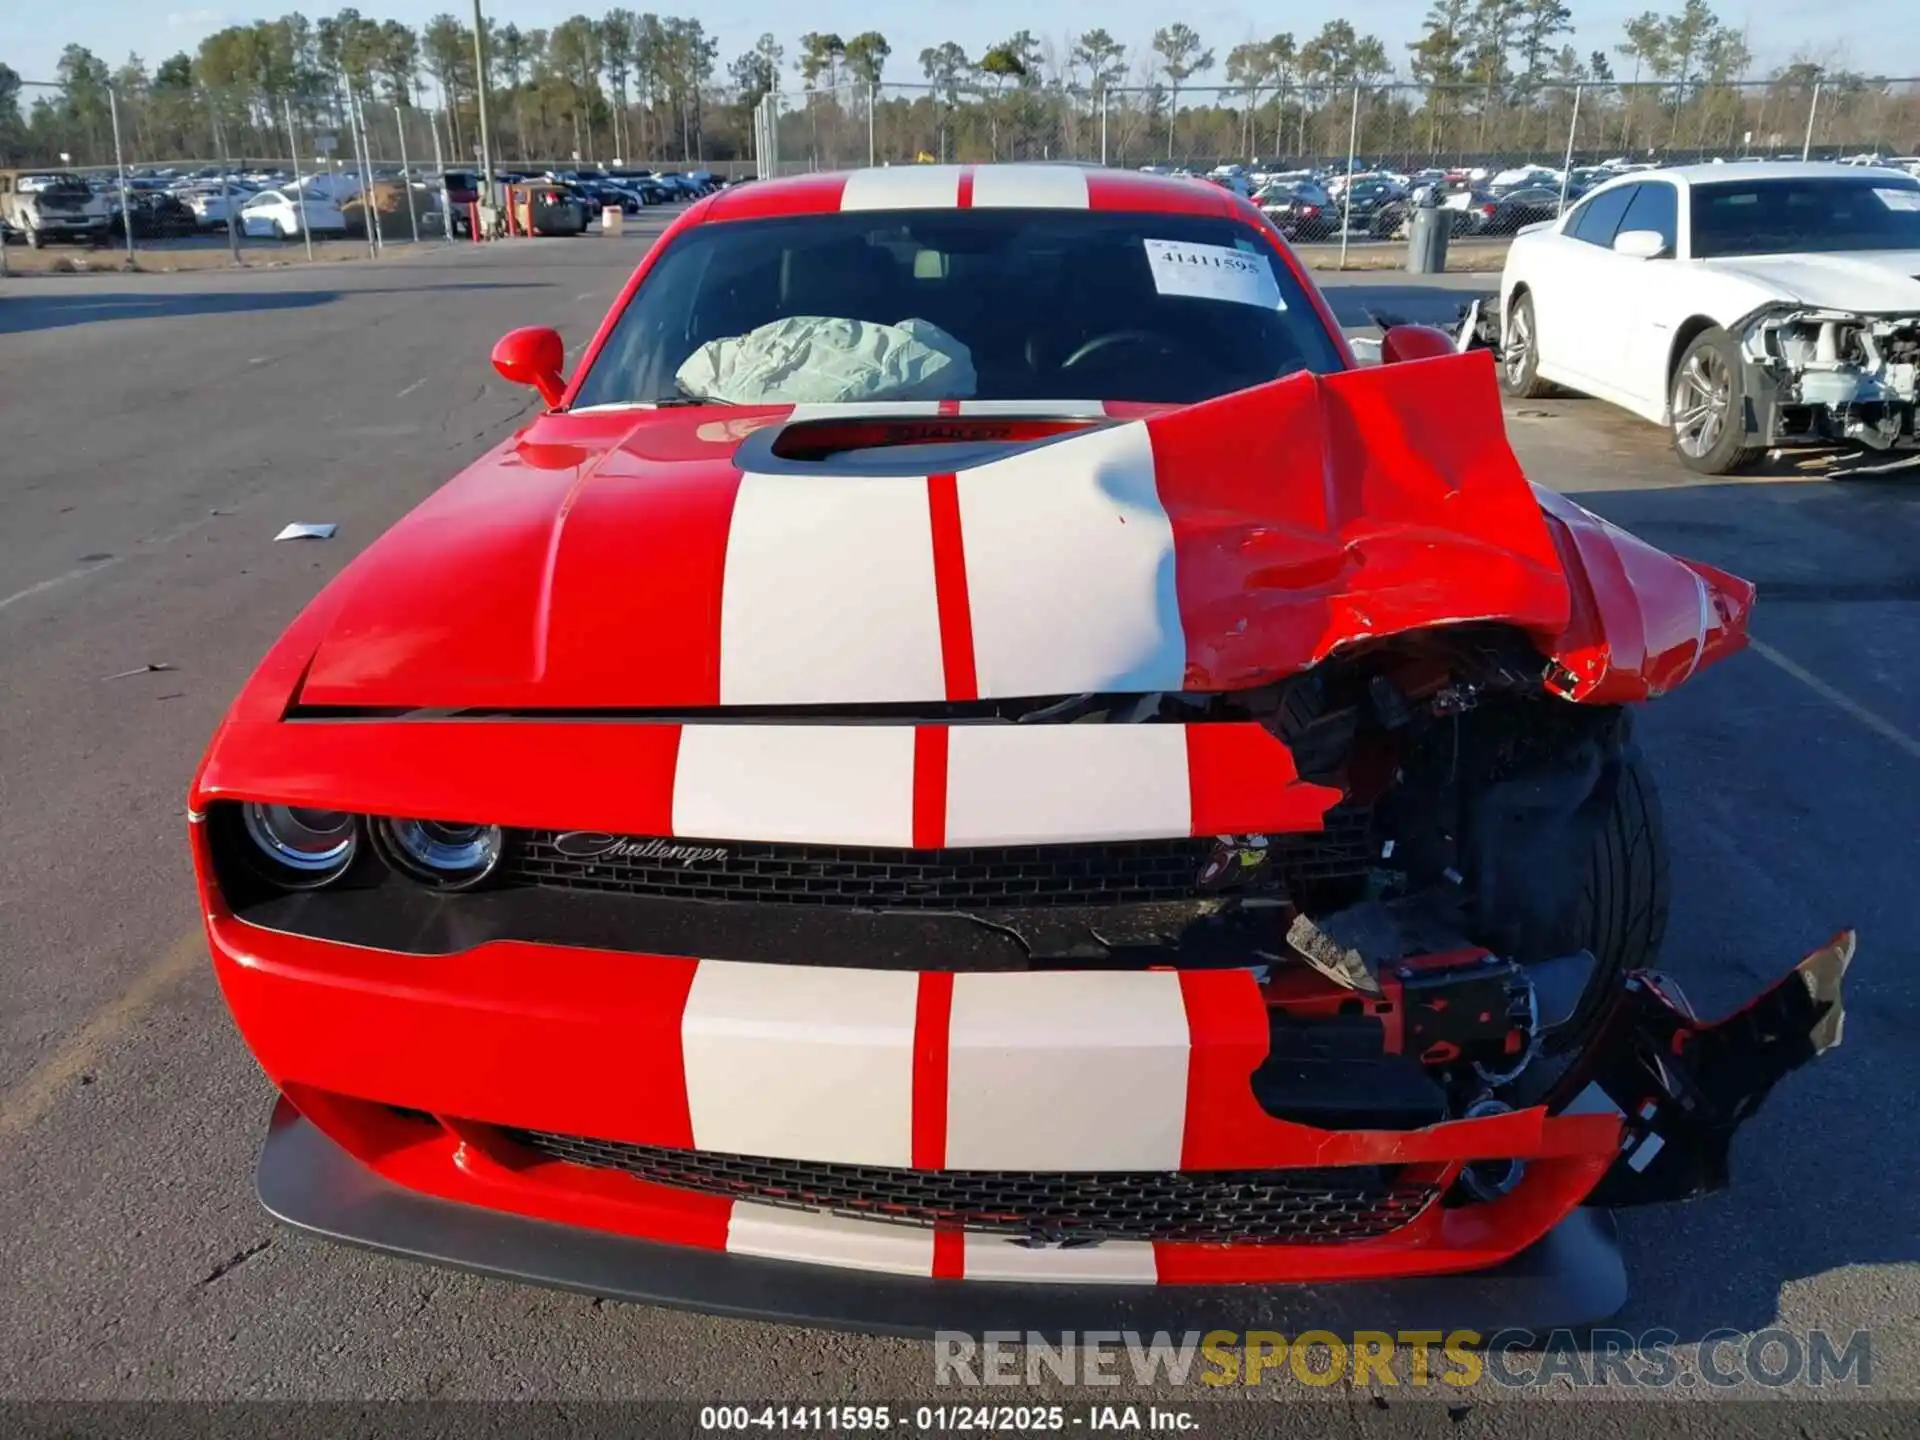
[{"xmin": 470, "ymin": 0, "xmax": 497, "ymax": 211}]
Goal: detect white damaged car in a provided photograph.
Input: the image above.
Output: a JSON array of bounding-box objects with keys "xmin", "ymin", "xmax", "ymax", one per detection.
[{"xmin": 1497, "ymin": 161, "xmax": 1920, "ymax": 473}]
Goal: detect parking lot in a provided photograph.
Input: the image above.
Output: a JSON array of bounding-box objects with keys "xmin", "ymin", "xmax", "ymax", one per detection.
[{"xmin": 1, "ymin": 220, "xmax": 1915, "ymax": 1421}]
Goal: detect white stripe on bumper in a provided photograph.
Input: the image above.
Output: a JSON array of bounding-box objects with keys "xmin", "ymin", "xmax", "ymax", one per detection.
[
  {"xmin": 681, "ymin": 960, "xmax": 920, "ymax": 1166},
  {"xmin": 944, "ymin": 970, "xmax": 1192, "ymax": 1171},
  {"xmin": 726, "ymin": 1203, "xmax": 937, "ymax": 1276},
  {"xmin": 943, "ymin": 725, "xmax": 1192, "ymax": 845},
  {"xmin": 672, "ymin": 724, "xmax": 917, "ymax": 846},
  {"xmin": 961, "ymin": 1235, "xmax": 1159, "ymax": 1283}
]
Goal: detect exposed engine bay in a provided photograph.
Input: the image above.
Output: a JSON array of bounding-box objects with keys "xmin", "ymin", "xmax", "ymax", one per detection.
[
  {"xmin": 1741, "ymin": 306, "xmax": 1920, "ymax": 450},
  {"xmin": 1091, "ymin": 624, "xmax": 1851, "ymax": 1210}
]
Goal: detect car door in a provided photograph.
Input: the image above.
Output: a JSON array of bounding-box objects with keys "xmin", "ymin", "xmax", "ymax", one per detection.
[
  {"xmin": 1594, "ymin": 180, "xmax": 1690, "ymax": 408},
  {"xmin": 1522, "ymin": 182, "xmax": 1640, "ymax": 386}
]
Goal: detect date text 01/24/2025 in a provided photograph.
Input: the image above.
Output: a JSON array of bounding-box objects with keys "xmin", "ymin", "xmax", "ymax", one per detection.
[{"xmin": 697, "ymin": 1405, "xmax": 1200, "ymax": 1432}]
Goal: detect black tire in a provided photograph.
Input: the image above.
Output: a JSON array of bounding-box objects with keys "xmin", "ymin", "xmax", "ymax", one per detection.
[
  {"xmin": 1499, "ymin": 289, "xmax": 1553, "ymax": 398},
  {"xmin": 1669, "ymin": 325, "xmax": 1765, "ymax": 476},
  {"xmin": 1557, "ymin": 750, "xmax": 1671, "ymax": 1044},
  {"xmin": 24, "ymin": 224, "xmax": 41, "ymax": 250}
]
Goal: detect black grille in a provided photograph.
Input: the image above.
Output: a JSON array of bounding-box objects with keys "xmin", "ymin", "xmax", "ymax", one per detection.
[
  {"xmin": 504, "ymin": 808, "xmax": 1374, "ymax": 910},
  {"xmin": 504, "ymin": 1130, "xmax": 1438, "ymax": 1244}
]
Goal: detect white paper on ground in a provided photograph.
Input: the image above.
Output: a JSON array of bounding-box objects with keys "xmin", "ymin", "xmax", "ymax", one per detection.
[
  {"xmin": 274, "ymin": 523, "xmax": 338, "ymax": 541},
  {"xmin": 1143, "ymin": 239, "xmax": 1286, "ymax": 310}
]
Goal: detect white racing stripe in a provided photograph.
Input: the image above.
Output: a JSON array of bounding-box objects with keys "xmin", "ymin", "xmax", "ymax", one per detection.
[
  {"xmin": 718, "ymin": 472, "xmax": 946, "ymax": 705},
  {"xmin": 944, "ymin": 725, "xmax": 1192, "ymax": 845},
  {"xmin": 727, "ymin": 1203, "xmax": 936, "ymax": 1276},
  {"xmin": 840, "ymin": 165, "xmax": 965, "ymax": 210},
  {"xmin": 672, "ymin": 725, "xmax": 917, "ymax": 846},
  {"xmin": 682, "ymin": 960, "xmax": 920, "ymax": 1166},
  {"xmin": 969, "ymin": 165, "xmax": 1092, "ymax": 210},
  {"xmin": 962, "ymin": 1235, "xmax": 1159, "ymax": 1284},
  {"xmin": 944, "ymin": 970, "xmax": 1192, "ymax": 1171},
  {"xmin": 954, "ymin": 421, "xmax": 1185, "ymax": 697}
]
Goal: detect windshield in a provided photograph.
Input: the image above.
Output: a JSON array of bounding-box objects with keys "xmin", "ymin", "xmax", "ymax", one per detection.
[
  {"xmin": 570, "ymin": 209, "xmax": 1344, "ymax": 410},
  {"xmin": 1691, "ymin": 177, "xmax": 1920, "ymax": 258}
]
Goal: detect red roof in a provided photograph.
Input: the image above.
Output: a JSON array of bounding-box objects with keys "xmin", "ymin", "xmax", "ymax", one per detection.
[{"xmin": 702, "ymin": 164, "xmax": 1246, "ymax": 223}]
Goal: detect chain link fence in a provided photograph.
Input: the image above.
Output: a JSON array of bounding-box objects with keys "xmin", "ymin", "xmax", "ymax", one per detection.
[
  {"xmin": 1, "ymin": 75, "xmax": 756, "ymax": 266},
  {"xmin": 743, "ymin": 76, "xmax": 1919, "ymax": 256},
  {"xmin": 7, "ymin": 71, "xmax": 1917, "ymax": 264}
]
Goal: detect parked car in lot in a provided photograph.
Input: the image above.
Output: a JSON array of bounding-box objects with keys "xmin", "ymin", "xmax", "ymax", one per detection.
[
  {"xmin": 196, "ymin": 161, "xmax": 1849, "ymax": 1334},
  {"xmin": 0, "ymin": 169, "xmax": 109, "ymax": 247},
  {"xmin": 1498, "ymin": 161, "xmax": 1920, "ymax": 473},
  {"xmin": 438, "ymin": 170, "xmax": 481, "ymax": 236},
  {"xmin": 1331, "ymin": 175, "xmax": 1407, "ymax": 231},
  {"xmin": 108, "ymin": 190, "xmax": 198, "ymax": 240},
  {"xmin": 174, "ymin": 184, "xmax": 243, "ymax": 229},
  {"xmin": 240, "ymin": 188, "xmax": 351, "ymax": 240},
  {"xmin": 513, "ymin": 182, "xmax": 589, "ymax": 235},
  {"xmin": 1474, "ymin": 184, "xmax": 1569, "ymax": 234},
  {"xmin": 1254, "ymin": 179, "xmax": 1337, "ymax": 240},
  {"xmin": 606, "ymin": 168, "xmax": 676, "ymax": 204}
]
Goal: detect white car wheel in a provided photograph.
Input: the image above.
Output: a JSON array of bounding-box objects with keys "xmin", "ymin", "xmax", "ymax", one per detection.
[{"xmin": 1668, "ymin": 327, "xmax": 1764, "ymax": 476}]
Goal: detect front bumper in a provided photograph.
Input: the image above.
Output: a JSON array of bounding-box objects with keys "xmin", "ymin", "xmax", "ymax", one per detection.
[{"xmin": 259, "ymin": 1097, "xmax": 1629, "ymax": 1335}]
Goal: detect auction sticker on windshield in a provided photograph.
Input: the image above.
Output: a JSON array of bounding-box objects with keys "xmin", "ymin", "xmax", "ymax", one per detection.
[
  {"xmin": 1144, "ymin": 239, "xmax": 1286, "ymax": 310},
  {"xmin": 1874, "ymin": 187, "xmax": 1920, "ymax": 211}
]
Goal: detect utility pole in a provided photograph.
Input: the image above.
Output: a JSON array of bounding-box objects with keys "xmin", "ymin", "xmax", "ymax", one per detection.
[{"xmin": 471, "ymin": 0, "xmax": 497, "ymax": 213}]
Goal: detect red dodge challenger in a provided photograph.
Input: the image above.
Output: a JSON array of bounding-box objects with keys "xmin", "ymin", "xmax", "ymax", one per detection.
[{"xmin": 190, "ymin": 164, "xmax": 1851, "ymax": 1333}]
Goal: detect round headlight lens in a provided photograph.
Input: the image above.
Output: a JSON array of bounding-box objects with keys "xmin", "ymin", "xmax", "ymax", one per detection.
[
  {"xmin": 241, "ymin": 804, "xmax": 357, "ymax": 884},
  {"xmin": 377, "ymin": 818, "xmax": 504, "ymax": 889}
]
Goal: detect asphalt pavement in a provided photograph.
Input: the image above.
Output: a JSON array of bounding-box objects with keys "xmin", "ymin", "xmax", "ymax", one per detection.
[{"xmin": 0, "ymin": 225, "xmax": 1915, "ymax": 1425}]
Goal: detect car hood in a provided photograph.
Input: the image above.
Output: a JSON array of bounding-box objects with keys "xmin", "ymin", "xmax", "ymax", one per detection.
[
  {"xmin": 288, "ymin": 355, "xmax": 1743, "ymax": 714},
  {"xmin": 1701, "ymin": 250, "xmax": 1920, "ymax": 312}
]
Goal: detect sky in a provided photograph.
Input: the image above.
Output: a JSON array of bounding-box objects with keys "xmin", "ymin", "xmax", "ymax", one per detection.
[{"xmin": 0, "ymin": 0, "xmax": 1903, "ymax": 90}]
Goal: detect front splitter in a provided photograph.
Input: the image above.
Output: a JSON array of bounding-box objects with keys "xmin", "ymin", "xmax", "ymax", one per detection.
[{"xmin": 257, "ymin": 1099, "xmax": 1628, "ymax": 1337}]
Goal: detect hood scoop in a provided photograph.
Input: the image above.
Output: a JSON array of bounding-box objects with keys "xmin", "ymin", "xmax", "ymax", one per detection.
[{"xmin": 736, "ymin": 413, "xmax": 1104, "ymax": 475}]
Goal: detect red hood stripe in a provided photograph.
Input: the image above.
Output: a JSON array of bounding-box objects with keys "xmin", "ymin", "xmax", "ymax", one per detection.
[{"xmin": 925, "ymin": 472, "xmax": 978, "ymax": 701}]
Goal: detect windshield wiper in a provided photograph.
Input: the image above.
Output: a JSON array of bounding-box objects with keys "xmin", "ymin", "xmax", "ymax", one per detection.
[{"xmin": 650, "ymin": 381, "xmax": 734, "ymax": 408}]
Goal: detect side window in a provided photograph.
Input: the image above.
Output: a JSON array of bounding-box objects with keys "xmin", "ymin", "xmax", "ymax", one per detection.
[
  {"xmin": 1616, "ymin": 181, "xmax": 1678, "ymax": 252},
  {"xmin": 1566, "ymin": 184, "xmax": 1639, "ymax": 246}
]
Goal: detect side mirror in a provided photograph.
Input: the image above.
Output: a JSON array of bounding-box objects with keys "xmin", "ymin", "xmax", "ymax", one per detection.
[
  {"xmin": 491, "ymin": 325, "xmax": 568, "ymax": 407},
  {"xmin": 1613, "ymin": 228, "xmax": 1670, "ymax": 260},
  {"xmin": 1378, "ymin": 323, "xmax": 1460, "ymax": 364}
]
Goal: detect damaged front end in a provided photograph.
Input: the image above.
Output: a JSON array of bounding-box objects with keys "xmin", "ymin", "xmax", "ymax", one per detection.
[
  {"xmin": 1158, "ymin": 618, "xmax": 1851, "ymax": 1214},
  {"xmin": 1739, "ymin": 306, "xmax": 1920, "ymax": 455}
]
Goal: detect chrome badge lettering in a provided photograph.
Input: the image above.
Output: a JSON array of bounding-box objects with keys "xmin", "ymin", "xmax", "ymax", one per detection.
[{"xmin": 552, "ymin": 832, "xmax": 729, "ymax": 867}]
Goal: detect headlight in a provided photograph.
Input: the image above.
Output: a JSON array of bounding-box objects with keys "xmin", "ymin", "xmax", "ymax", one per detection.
[
  {"xmin": 241, "ymin": 803, "xmax": 358, "ymax": 886},
  {"xmin": 375, "ymin": 818, "xmax": 504, "ymax": 890}
]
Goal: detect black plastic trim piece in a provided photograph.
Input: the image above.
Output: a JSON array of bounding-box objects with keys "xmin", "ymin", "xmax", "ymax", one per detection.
[{"xmin": 257, "ymin": 1099, "xmax": 1631, "ymax": 1336}]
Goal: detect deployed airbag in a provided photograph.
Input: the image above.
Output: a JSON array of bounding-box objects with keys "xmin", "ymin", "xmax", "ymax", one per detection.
[{"xmin": 676, "ymin": 315, "xmax": 978, "ymax": 405}]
